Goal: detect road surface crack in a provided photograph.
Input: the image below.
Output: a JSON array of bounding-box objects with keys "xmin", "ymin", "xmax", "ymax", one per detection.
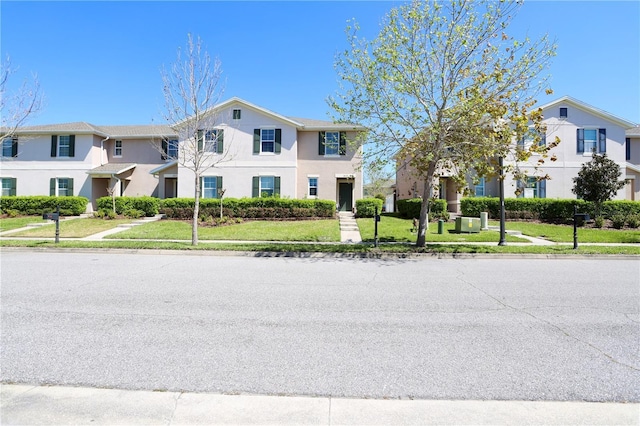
[{"xmin": 457, "ymin": 271, "xmax": 640, "ymax": 372}]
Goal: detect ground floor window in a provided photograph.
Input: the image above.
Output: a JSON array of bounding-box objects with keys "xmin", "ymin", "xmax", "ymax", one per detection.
[
  {"xmin": 1, "ymin": 178, "xmax": 16, "ymax": 196},
  {"xmin": 308, "ymin": 177, "xmax": 318, "ymax": 197},
  {"xmin": 50, "ymin": 177, "xmax": 74, "ymax": 196},
  {"xmin": 474, "ymin": 177, "xmax": 485, "ymax": 197},
  {"xmin": 253, "ymin": 176, "xmax": 281, "ymax": 198},
  {"xmin": 519, "ymin": 177, "xmax": 546, "ymax": 198},
  {"xmin": 202, "ymin": 176, "xmax": 221, "ymax": 199}
]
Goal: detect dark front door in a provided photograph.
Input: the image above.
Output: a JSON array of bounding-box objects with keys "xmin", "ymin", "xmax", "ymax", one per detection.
[{"xmin": 338, "ymin": 182, "xmax": 353, "ymax": 212}]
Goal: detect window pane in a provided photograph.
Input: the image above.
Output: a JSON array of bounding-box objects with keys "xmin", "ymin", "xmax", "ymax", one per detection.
[
  {"xmin": 324, "ymin": 132, "xmax": 339, "ymax": 155},
  {"xmin": 309, "ymin": 177, "xmax": 318, "ymax": 196},
  {"xmin": 1, "ymin": 179, "xmax": 11, "ymax": 196},
  {"xmin": 260, "ymin": 176, "xmax": 274, "ymax": 197},
  {"xmin": 261, "ymin": 129, "xmax": 275, "ymax": 153},
  {"xmin": 58, "ymin": 178, "xmax": 69, "ymax": 196},
  {"xmin": 584, "ymin": 129, "xmax": 597, "ymax": 152},
  {"xmin": 168, "ymin": 140, "xmax": 179, "ymax": 157},
  {"xmin": 2, "ymin": 138, "xmax": 13, "ymax": 157},
  {"xmin": 59, "ymin": 136, "xmax": 70, "ymax": 157},
  {"xmin": 202, "ymin": 177, "xmax": 217, "ymax": 198}
]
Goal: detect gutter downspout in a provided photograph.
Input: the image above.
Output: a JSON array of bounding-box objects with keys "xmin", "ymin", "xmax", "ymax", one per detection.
[{"xmin": 100, "ymin": 136, "xmax": 110, "ymax": 165}]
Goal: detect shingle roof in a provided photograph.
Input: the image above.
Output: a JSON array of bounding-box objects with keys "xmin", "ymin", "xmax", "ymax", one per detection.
[
  {"xmin": 11, "ymin": 122, "xmax": 175, "ymax": 138},
  {"xmin": 288, "ymin": 117, "xmax": 365, "ymax": 131},
  {"xmin": 87, "ymin": 163, "xmax": 137, "ymax": 175},
  {"xmin": 626, "ymin": 126, "xmax": 640, "ymax": 136}
]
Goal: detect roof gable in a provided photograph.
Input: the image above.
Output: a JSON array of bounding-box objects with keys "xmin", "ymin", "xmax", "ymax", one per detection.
[{"xmin": 538, "ymin": 96, "xmax": 636, "ymax": 129}]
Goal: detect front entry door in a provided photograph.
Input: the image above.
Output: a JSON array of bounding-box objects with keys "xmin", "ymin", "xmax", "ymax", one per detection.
[{"xmin": 338, "ymin": 182, "xmax": 353, "ymax": 212}]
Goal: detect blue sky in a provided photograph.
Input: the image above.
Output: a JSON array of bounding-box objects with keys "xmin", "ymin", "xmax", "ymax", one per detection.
[{"xmin": 2, "ymin": 1, "xmax": 639, "ymax": 126}]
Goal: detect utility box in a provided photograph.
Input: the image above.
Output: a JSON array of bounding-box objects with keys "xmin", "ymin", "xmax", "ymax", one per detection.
[{"xmin": 455, "ymin": 217, "xmax": 481, "ymax": 233}]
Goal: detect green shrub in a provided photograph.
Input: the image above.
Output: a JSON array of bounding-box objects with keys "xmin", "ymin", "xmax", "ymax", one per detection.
[
  {"xmin": 93, "ymin": 210, "xmax": 105, "ymax": 219},
  {"xmin": 124, "ymin": 209, "xmax": 144, "ymax": 219},
  {"xmin": 626, "ymin": 214, "xmax": 640, "ymax": 229},
  {"xmin": 159, "ymin": 197, "xmax": 335, "ymax": 219},
  {"xmin": 96, "ymin": 196, "xmax": 159, "ymax": 217},
  {"xmin": 396, "ymin": 198, "xmax": 447, "ymax": 220},
  {"xmin": 594, "ymin": 216, "xmax": 604, "ymax": 228},
  {"xmin": 0, "ymin": 196, "xmax": 88, "ymax": 215},
  {"xmin": 355, "ymin": 198, "xmax": 383, "ymax": 218},
  {"xmin": 611, "ymin": 214, "xmax": 626, "ymax": 229},
  {"xmin": 460, "ymin": 197, "xmax": 639, "ymax": 222}
]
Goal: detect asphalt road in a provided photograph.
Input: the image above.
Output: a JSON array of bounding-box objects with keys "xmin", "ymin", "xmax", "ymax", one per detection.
[{"xmin": 1, "ymin": 250, "xmax": 639, "ymax": 402}]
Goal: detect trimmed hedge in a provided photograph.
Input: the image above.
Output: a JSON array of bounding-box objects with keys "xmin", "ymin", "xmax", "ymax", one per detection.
[
  {"xmin": 96, "ymin": 196, "xmax": 159, "ymax": 217},
  {"xmin": 159, "ymin": 197, "xmax": 336, "ymax": 219},
  {"xmin": 0, "ymin": 196, "xmax": 88, "ymax": 216},
  {"xmin": 355, "ymin": 198, "xmax": 384, "ymax": 218},
  {"xmin": 396, "ymin": 198, "xmax": 447, "ymax": 220},
  {"xmin": 460, "ymin": 197, "xmax": 640, "ymax": 221}
]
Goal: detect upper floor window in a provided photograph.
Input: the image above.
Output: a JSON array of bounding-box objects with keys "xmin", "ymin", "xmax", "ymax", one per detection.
[
  {"xmin": 233, "ymin": 109, "xmax": 241, "ymax": 120},
  {"xmin": 1, "ymin": 178, "xmax": 16, "ymax": 196},
  {"xmin": 577, "ymin": 128, "xmax": 606, "ymax": 154},
  {"xmin": 198, "ymin": 129, "xmax": 224, "ymax": 153},
  {"xmin": 2, "ymin": 137, "xmax": 18, "ymax": 158},
  {"xmin": 517, "ymin": 129, "xmax": 546, "ymax": 149},
  {"xmin": 319, "ymin": 131, "xmax": 346, "ymax": 156},
  {"xmin": 559, "ymin": 107, "xmax": 568, "ymax": 118},
  {"xmin": 114, "ymin": 140, "xmax": 123, "ymax": 157},
  {"xmin": 261, "ymin": 129, "xmax": 275, "ymax": 153},
  {"xmin": 253, "ymin": 128, "xmax": 282, "ymax": 154},
  {"xmin": 626, "ymin": 138, "xmax": 631, "ymax": 161},
  {"xmin": 161, "ymin": 139, "xmax": 179, "ymax": 160},
  {"xmin": 51, "ymin": 135, "xmax": 75, "ymax": 158}
]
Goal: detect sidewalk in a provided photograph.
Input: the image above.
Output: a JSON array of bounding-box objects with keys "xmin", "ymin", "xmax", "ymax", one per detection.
[{"xmin": 2, "ymin": 384, "xmax": 637, "ymax": 425}]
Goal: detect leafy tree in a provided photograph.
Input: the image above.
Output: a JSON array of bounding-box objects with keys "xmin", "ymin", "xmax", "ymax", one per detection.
[
  {"xmin": 329, "ymin": 0, "xmax": 557, "ymax": 246},
  {"xmin": 572, "ymin": 153, "xmax": 627, "ymax": 218},
  {"xmin": 1, "ymin": 55, "xmax": 43, "ymax": 139},
  {"xmin": 159, "ymin": 34, "xmax": 229, "ymax": 246}
]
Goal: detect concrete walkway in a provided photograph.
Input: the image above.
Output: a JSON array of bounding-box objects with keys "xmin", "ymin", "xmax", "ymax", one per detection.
[
  {"xmin": 2, "ymin": 384, "xmax": 637, "ymax": 425},
  {"xmin": 338, "ymin": 211, "xmax": 362, "ymax": 243}
]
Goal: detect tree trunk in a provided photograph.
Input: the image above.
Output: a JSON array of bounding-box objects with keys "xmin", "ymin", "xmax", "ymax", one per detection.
[
  {"xmin": 192, "ymin": 173, "xmax": 200, "ymax": 246},
  {"xmin": 416, "ymin": 166, "xmax": 436, "ymax": 247}
]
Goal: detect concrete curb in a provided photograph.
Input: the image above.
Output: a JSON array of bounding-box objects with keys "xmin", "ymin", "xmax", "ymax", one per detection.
[{"xmin": 1, "ymin": 384, "xmax": 638, "ymax": 425}]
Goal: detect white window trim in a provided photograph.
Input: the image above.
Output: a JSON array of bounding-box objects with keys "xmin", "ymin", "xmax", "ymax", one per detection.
[
  {"xmin": 308, "ymin": 176, "xmax": 319, "ymax": 198},
  {"xmin": 55, "ymin": 177, "xmax": 71, "ymax": 196},
  {"xmin": 259, "ymin": 176, "xmax": 275, "ymax": 197},
  {"xmin": 582, "ymin": 128, "xmax": 599, "ymax": 156},
  {"xmin": 324, "ymin": 131, "xmax": 340, "ymax": 156},
  {"xmin": 260, "ymin": 128, "xmax": 276, "ymax": 154},
  {"xmin": 58, "ymin": 135, "xmax": 71, "ymax": 157},
  {"xmin": 202, "ymin": 176, "xmax": 218, "ymax": 199},
  {"xmin": 114, "ymin": 140, "xmax": 123, "ymax": 158}
]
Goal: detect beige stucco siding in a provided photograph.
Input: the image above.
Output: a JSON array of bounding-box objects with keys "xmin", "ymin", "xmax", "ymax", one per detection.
[{"xmin": 296, "ymin": 130, "xmax": 362, "ymax": 202}]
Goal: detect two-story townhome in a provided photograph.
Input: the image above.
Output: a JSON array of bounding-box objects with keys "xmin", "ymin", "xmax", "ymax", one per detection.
[
  {"xmin": 395, "ymin": 96, "xmax": 637, "ymax": 213},
  {"xmin": 1, "ymin": 98, "xmax": 364, "ymax": 212},
  {"xmin": 151, "ymin": 98, "xmax": 364, "ymax": 211},
  {"xmin": 0, "ymin": 122, "xmax": 174, "ymax": 210},
  {"xmin": 626, "ymin": 125, "xmax": 640, "ymax": 200}
]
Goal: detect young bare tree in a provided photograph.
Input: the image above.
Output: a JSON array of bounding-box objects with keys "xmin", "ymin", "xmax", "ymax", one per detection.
[
  {"xmin": 159, "ymin": 34, "xmax": 229, "ymax": 246},
  {"xmin": 0, "ymin": 55, "xmax": 43, "ymax": 139},
  {"xmin": 329, "ymin": 0, "xmax": 557, "ymax": 246}
]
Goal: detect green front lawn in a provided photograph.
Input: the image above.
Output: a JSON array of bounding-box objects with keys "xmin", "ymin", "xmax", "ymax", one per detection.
[
  {"xmin": 493, "ymin": 221, "xmax": 640, "ymax": 243},
  {"xmin": 111, "ymin": 219, "xmax": 341, "ymax": 242},
  {"xmin": 358, "ymin": 216, "xmax": 528, "ymax": 243},
  {"xmin": 0, "ymin": 216, "xmax": 48, "ymax": 232},
  {"xmin": 7, "ymin": 218, "xmax": 133, "ymax": 238}
]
